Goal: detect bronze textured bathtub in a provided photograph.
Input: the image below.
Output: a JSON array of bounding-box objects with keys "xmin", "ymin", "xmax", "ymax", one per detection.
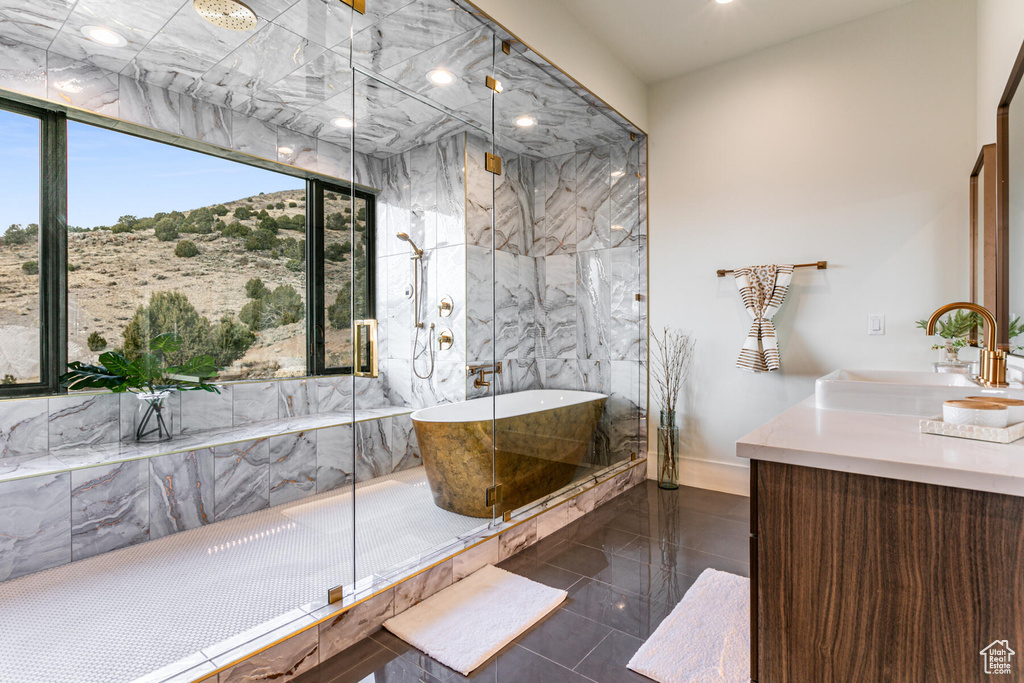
[{"xmin": 411, "ymin": 390, "xmax": 607, "ymax": 518}]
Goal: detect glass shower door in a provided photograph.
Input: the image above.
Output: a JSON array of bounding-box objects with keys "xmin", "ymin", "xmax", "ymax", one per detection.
[
  {"xmin": 348, "ymin": 67, "xmax": 496, "ymax": 591},
  {"xmin": 489, "ymin": 41, "xmax": 646, "ymax": 523}
]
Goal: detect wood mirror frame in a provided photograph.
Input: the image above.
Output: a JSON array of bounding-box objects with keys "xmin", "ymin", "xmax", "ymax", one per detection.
[
  {"xmin": 996, "ymin": 38, "xmax": 1024, "ymax": 352},
  {"xmin": 972, "ymin": 144, "xmax": 997, "ymax": 313}
]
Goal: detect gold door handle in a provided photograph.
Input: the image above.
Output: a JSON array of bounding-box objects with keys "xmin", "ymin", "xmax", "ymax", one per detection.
[{"xmin": 353, "ymin": 319, "xmax": 378, "ymax": 378}]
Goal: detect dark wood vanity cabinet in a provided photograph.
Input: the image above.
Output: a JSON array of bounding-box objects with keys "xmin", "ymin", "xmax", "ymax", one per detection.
[{"xmin": 750, "ymin": 460, "xmax": 1024, "ymax": 682}]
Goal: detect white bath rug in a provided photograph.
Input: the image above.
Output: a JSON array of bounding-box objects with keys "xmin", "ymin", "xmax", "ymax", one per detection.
[
  {"xmin": 383, "ymin": 564, "xmax": 567, "ymax": 675},
  {"xmin": 627, "ymin": 568, "xmax": 750, "ymax": 683}
]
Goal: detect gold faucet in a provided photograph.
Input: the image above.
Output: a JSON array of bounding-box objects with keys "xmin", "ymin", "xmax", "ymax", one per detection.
[
  {"xmin": 925, "ymin": 302, "xmax": 1007, "ymax": 387},
  {"xmin": 468, "ymin": 364, "xmax": 502, "ymax": 389}
]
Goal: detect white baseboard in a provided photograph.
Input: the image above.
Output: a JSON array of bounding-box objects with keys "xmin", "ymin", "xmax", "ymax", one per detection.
[{"xmin": 645, "ymin": 454, "xmax": 750, "ymax": 497}]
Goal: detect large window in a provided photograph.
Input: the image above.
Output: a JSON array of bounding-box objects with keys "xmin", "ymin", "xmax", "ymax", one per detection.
[
  {"xmin": 67, "ymin": 122, "xmax": 308, "ymax": 380},
  {"xmin": 0, "ymin": 107, "xmax": 42, "ymax": 386},
  {"xmin": 0, "ymin": 100, "xmax": 375, "ymax": 396}
]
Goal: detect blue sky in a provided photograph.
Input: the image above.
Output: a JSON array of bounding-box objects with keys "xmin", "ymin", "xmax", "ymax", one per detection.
[{"xmin": 1, "ymin": 110, "xmax": 304, "ymax": 230}]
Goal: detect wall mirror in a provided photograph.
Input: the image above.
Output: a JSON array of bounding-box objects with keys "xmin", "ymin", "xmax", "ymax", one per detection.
[
  {"xmin": 996, "ymin": 37, "xmax": 1024, "ymax": 353},
  {"xmin": 972, "ymin": 144, "xmax": 997, "ymax": 313}
]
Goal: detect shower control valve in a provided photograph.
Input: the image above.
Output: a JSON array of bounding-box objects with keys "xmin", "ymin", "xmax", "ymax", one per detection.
[
  {"xmin": 438, "ymin": 295, "xmax": 454, "ymax": 317},
  {"xmin": 438, "ymin": 329, "xmax": 454, "ymax": 351}
]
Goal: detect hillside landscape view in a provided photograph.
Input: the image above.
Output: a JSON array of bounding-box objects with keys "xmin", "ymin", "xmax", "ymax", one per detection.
[{"xmin": 0, "ymin": 188, "xmax": 367, "ymax": 383}]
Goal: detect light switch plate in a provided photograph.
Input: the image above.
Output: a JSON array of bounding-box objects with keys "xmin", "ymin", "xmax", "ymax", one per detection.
[{"xmin": 868, "ymin": 314, "xmax": 885, "ymax": 335}]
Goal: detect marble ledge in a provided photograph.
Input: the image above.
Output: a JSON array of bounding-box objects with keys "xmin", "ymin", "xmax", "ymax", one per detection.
[
  {"xmin": 0, "ymin": 407, "xmax": 414, "ymax": 484},
  {"xmin": 737, "ymin": 397, "xmax": 1024, "ymax": 498}
]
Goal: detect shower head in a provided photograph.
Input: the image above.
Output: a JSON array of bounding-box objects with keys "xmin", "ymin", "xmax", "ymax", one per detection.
[
  {"xmin": 396, "ymin": 232, "xmax": 423, "ymax": 257},
  {"xmin": 193, "ymin": 0, "xmax": 258, "ymax": 30}
]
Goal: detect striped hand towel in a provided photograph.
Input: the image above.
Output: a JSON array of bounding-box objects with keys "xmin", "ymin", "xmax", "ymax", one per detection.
[{"xmin": 734, "ymin": 264, "xmax": 794, "ymax": 372}]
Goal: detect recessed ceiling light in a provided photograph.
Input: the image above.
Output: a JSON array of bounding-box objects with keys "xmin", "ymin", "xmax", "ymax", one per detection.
[
  {"xmin": 278, "ymin": 146, "xmax": 294, "ymax": 155},
  {"xmin": 715, "ymin": 0, "xmax": 734, "ymax": 4},
  {"xmin": 332, "ymin": 116, "xmax": 353, "ymax": 129},
  {"xmin": 427, "ymin": 69, "xmax": 455, "ymax": 86},
  {"xmin": 81, "ymin": 25, "xmax": 127, "ymax": 47},
  {"xmin": 515, "ymin": 115, "xmax": 536, "ymax": 128}
]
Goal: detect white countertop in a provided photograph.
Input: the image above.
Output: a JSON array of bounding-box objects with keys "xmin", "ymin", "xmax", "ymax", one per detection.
[{"xmin": 737, "ymin": 397, "xmax": 1024, "ymax": 497}]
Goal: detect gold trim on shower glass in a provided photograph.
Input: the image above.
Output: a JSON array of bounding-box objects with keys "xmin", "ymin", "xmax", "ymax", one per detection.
[
  {"xmin": 354, "ymin": 319, "xmax": 378, "ymax": 377},
  {"xmin": 485, "ymin": 152, "xmax": 502, "ymax": 175},
  {"xmin": 339, "ymin": 0, "xmax": 366, "ymax": 13}
]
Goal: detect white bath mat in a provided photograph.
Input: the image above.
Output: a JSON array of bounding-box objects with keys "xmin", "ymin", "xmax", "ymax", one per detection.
[
  {"xmin": 383, "ymin": 564, "xmax": 566, "ymax": 674},
  {"xmin": 627, "ymin": 568, "xmax": 750, "ymax": 683}
]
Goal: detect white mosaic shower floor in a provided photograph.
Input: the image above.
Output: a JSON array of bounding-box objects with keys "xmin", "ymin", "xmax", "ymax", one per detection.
[{"xmin": 0, "ymin": 467, "xmax": 487, "ymax": 683}]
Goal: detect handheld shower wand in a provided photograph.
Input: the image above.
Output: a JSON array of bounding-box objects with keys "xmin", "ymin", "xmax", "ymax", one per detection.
[
  {"xmin": 396, "ymin": 232, "xmax": 423, "ymax": 258},
  {"xmin": 397, "ymin": 232, "xmax": 435, "ymax": 379}
]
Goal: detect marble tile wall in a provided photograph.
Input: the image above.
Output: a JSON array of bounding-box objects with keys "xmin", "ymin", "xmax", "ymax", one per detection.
[
  {"xmin": 0, "ymin": 373, "xmax": 395, "ymax": 457},
  {"xmin": 0, "ymin": 407, "xmax": 415, "ymax": 580},
  {"xmin": 462, "ymin": 133, "xmax": 648, "ymax": 465},
  {"xmin": 375, "ymin": 133, "xmax": 467, "ymax": 410}
]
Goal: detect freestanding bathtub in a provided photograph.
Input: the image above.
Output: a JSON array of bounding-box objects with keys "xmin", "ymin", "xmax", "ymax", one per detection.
[{"xmin": 411, "ymin": 390, "xmax": 607, "ymax": 518}]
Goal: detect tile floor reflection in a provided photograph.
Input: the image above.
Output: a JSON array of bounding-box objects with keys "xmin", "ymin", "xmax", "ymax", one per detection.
[{"xmin": 295, "ymin": 481, "xmax": 749, "ymax": 683}]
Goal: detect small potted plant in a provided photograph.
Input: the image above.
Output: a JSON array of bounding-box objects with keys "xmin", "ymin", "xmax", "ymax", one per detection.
[
  {"xmin": 60, "ymin": 332, "xmax": 220, "ymax": 442},
  {"xmin": 651, "ymin": 327, "xmax": 695, "ymax": 490},
  {"xmin": 916, "ymin": 312, "xmax": 1024, "ymax": 363},
  {"xmin": 915, "ymin": 310, "xmax": 982, "ymax": 363}
]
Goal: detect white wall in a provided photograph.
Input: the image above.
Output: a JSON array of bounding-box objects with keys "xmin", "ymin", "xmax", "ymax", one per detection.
[
  {"xmin": 469, "ymin": 0, "xmax": 649, "ymax": 132},
  {"xmin": 977, "ymin": 0, "xmax": 1024, "ymax": 146},
  {"xmin": 647, "ymin": 0, "xmax": 977, "ymax": 493}
]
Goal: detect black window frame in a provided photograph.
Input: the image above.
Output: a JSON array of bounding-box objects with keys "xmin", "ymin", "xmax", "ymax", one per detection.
[
  {"xmin": 308, "ymin": 179, "xmax": 377, "ymax": 376},
  {"xmin": 0, "ymin": 99, "xmax": 66, "ymax": 397},
  {"xmin": 0, "ymin": 96, "xmax": 376, "ymax": 398}
]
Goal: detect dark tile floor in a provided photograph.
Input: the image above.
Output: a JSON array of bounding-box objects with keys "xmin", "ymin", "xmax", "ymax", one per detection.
[{"xmin": 294, "ymin": 481, "xmax": 750, "ymax": 683}]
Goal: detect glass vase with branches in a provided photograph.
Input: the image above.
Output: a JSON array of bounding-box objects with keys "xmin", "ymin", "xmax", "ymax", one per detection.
[{"xmin": 651, "ymin": 327, "xmax": 695, "ymax": 489}]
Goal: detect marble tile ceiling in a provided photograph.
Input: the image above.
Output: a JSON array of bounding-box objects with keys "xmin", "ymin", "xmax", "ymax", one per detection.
[{"xmin": 0, "ymin": 0, "xmax": 630, "ymax": 157}]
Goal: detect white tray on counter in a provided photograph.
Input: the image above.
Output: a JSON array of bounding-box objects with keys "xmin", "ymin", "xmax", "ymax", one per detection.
[{"xmin": 920, "ymin": 417, "xmax": 1024, "ymax": 444}]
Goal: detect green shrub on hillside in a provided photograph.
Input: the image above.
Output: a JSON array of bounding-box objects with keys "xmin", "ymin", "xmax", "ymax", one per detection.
[
  {"xmin": 154, "ymin": 218, "xmax": 179, "ymax": 242},
  {"xmin": 325, "ymin": 241, "xmax": 350, "ymax": 262},
  {"xmin": 221, "ymin": 222, "xmax": 251, "ymax": 239},
  {"xmin": 234, "ymin": 206, "xmax": 253, "ymax": 220},
  {"xmin": 122, "ymin": 291, "xmax": 253, "ymax": 367},
  {"xmin": 21, "ymin": 260, "xmax": 38, "ymax": 275},
  {"xmin": 175, "ymin": 240, "xmax": 199, "ymax": 258},
  {"xmin": 240, "ymin": 284, "xmax": 304, "ymax": 331},
  {"xmin": 245, "ymin": 277, "xmax": 269, "ymax": 299},
  {"xmin": 244, "ymin": 229, "xmax": 277, "ymax": 251},
  {"xmin": 87, "ymin": 331, "xmax": 107, "ymax": 352}
]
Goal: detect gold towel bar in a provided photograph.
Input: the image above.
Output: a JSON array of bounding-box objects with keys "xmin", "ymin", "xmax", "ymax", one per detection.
[{"xmin": 716, "ymin": 261, "xmax": 827, "ymax": 278}]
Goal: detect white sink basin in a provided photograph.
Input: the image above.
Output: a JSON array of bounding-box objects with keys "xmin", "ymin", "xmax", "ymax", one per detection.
[{"xmin": 815, "ymin": 369, "xmax": 1024, "ymax": 416}]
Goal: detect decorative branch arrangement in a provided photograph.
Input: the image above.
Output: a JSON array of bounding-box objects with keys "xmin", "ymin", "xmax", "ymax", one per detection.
[
  {"xmin": 651, "ymin": 326, "xmax": 696, "ymax": 415},
  {"xmin": 651, "ymin": 327, "xmax": 695, "ymax": 490}
]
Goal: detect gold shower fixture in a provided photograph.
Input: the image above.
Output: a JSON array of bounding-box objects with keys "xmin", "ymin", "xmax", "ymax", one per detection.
[{"xmin": 193, "ymin": 0, "xmax": 258, "ymax": 31}]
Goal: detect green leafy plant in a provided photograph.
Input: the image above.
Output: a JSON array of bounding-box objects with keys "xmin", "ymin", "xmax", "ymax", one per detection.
[
  {"xmin": 916, "ymin": 311, "xmax": 1024, "ymax": 352},
  {"xmin": 21, "ymin": 260, "xmax": 38, "ymax": 275},
  {"xmin": 62, "ymin": 332, "xmax": 219, "ymax": 394},
  {"xmin": 915, "ymin": 311, "xmax": 982, "ymax": 352},
  {"xmin": 61, "ymin": 332, "xmax": 220, "ymax": 441}
]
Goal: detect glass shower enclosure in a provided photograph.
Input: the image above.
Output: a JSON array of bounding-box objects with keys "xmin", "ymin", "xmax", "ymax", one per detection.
[{"xmin": 331, "ymin": 0, "xmax": 647, "ymax": 598}]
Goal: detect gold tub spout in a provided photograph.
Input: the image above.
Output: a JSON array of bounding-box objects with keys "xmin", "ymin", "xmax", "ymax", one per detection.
[{"xmin": 925, "ymin": 302, "xmax": 1007, "ymax": 387}]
